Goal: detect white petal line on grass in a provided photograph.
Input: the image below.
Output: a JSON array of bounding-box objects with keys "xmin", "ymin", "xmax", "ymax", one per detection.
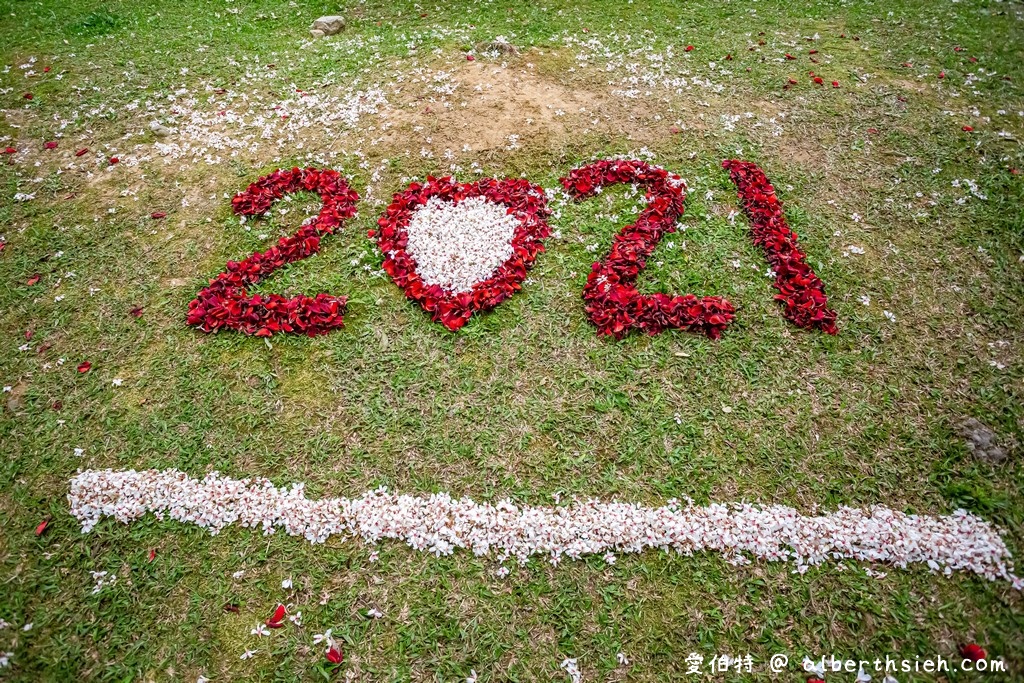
[{"xmin": 68, "ymin": 469, "xmax": 1020, "ymax": 588}]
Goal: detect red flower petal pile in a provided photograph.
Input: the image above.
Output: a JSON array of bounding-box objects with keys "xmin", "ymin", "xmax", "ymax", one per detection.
[
  {"xmin": 187, "ymin": 168, "xmax": 359, "ymax": 337},
  {"xmin": 374, "ymin": 176, "xmax": 551, "ymax": 331},
  {"xmin": 722, "ymin": 159, "xmax": 838, "ymax": 334},
  {"xmin": 560, "ymin": 159, "xmax": 735, "ymax": 339}
]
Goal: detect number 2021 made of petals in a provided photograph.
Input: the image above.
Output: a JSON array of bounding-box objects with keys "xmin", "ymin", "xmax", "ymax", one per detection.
[{"xmin": 187, "ymin": 160, "xmax": 837, "ymax": 339}]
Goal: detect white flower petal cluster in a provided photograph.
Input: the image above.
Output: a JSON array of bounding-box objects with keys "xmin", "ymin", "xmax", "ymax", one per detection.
[
  {"xmin": 404, "ymin": 196, "xmax": 518, "ymax": 293},
  {"xmin": 68, "ymin": 469, "xmax": 1020, "ymax": 587}
]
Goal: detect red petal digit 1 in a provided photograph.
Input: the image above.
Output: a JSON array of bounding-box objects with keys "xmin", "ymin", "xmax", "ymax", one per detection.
[
  {"xmin": 559, "ymin": 159, "xmax": 735, "ymax": 339},
  {"xmin": 722, "ymin": 159, "xmax": 837, "ymax": 334},
  {"xmin": 186, "ymin": 168, "xmax": 359, "ymax": 337}
]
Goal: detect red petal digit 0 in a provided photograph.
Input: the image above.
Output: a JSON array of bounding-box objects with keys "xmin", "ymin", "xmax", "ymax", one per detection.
[
  {"xmin": 187, "ymin": 168, "xmax": 359, "ymax": 337},
  {"xmin": 722, "ymin": 159, "xmax": 837, "ymax": 334},
  {"xmin": 559, "ymin": 160, "xmax": 735, "ymax": 339}
]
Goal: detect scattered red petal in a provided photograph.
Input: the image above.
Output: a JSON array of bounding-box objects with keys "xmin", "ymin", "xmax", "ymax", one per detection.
[
  {"xmin": 960, "ymin": 644, "xmax": 986, "ymax": 662},
  {"xmin": 129, "ymin": 306, "xmax": 144, "ymax": 318},
  {"xmin": 35, "ymin": 519, "xmax": 49, "ymax": 536},
  {"xmin": 962, "ymin": 125, "xmax": 974, "ymax": 132},
  {"xmin": 27, "ymin": 273, "xmax": 41, "ymax": 286},
  {"xmin": 150, "ymin": 211, "xmax": 166, "ymax": 219},
  {"xmin": 466, "ymin": 55, "xmax": 475, "ymax": 61},
  {"xmin": 669, "ymin": 126, "xmax": 681, "ymax": 134},
  {"xmin": 808, "ymin": 49, "xmax": 818, "ymax": 55},
  {"xmin": 367, "ymin": 229, "xmax": 375, "ymax": 238},
  {"xmin": 685, "ymin": 45, "xmax": 694, "ymax": 52},
  {"xmin": 44, "ymin": 141, "xmax": 58, "ymax": 150},
  {"xmin": 938, "ymin": 72, "xmax": 945, "ymax": 79},
  {"xmin": 968, "ymin": 56, "xmax": 978, "ymax": 63},
  {"xmin": 23, "ymin": 92, "xmax": 33, "ymax": 100},
  {"xmin": 75, "ymin": 147, "xmax": 89, "ymax": 157},
  {"xmin": 832, "ymin": 80, "xmax": 839, "ymax": 88},
  {"xmin": 867, "ymin": 127, "xmax": 879, "ymax": 134},
  {"xmin": 2, "ymin": 147, "xmax": 15, "ymax": 154},
  {"xmin": 265, "ymin": 603, "xmax": 287, "ymax": 627},
  {"xmin": 51, "ymin": 400, "xmax": 62, "ymax": 411},
  {"xmin": 43, "ymin": 66, "xmax": 50, "ymax": 73},
  {"xmin": 813, "ymin": 76, "xmax": 824, "ymax": 85},
  {"xmin": 1011, "ymin": 168, "xmax": 1020, "ymax": 175},
  {"xmin": 326, "ymin": 643, "xmax": 344, "ymax": 665},
  {"xmin": 223, "ymin": 603, "xmax": 240, "ymax": 613},
  {"xmin": 148, "ymin": 548, "xmax": 157, "ymax": 562},
  {"xmin": 109, "ymin": 156, "xmax": 120, "ymax": 165},
  {"xmin": 724, "ymin": 54, "xmax": 732, "ymax": 61},
  {"xmin": 785, "ymin": 53, "xmax": 796, "ymax": 60},
  {"xmin": 77, "ymin": 361, "xmax": 92, "ymax": 373},
  {"xmin": 24, "ymin": 328, "xmax": 34, "ymax": 341},
  {"xmin": 788, "ymin": 78, "xmax": 799, "ymax": 85}
]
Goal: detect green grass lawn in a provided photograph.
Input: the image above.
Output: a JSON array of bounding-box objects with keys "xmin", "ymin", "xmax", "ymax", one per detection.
[{"xmin": 1, "ymin": 0, "xmax": 1022, "ymax": 680}]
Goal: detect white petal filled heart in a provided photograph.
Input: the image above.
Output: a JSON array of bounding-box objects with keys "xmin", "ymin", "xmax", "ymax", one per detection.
[{"xmin": 404, "ymin": 195, "xmax": 519, "ymax": 293}]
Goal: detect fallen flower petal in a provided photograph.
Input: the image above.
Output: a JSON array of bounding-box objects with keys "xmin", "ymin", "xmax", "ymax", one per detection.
[
  {"xmin": 266, "ymin": 603, "xmax": 287, "ymax": 626},
  {"xmin": 326, "ymin": 643, "xmax": 344, "ymax": 664},
  {"xmin": 26, "ymin": 273, "xmax": 41, "ymax": 286},
  {"xmin": 35, "ymin": 519, "xmax": 49, "ymax": 536},
  {"xmin": 959, "ymin": 643, "xmax": 986, "ymax": 661},
  {"xmin": 75, "ymin": 148, "xmax": 89, "ymax": 157},
  {"xmin": 77, "ymin": 361, "xmax": 92, "ymax": 373}
]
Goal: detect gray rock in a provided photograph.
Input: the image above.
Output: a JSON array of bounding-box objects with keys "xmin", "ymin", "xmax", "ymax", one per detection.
[
  {"xmin": 958, "ymin": 418, "xmax": 1012, "ymax": 464},
  {"xmin": 310, "ymin": 15, "xmax": 344, "ymax": 37},
  {"xmin": 149, "ymin": 120, "xmax": 174, "ymax": 137}
]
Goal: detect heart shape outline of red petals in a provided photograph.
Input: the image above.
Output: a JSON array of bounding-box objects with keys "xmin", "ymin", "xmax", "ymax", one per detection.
[
  {"xmin": 187, "ymin": 168, "xmax": 359, "ymax": 338},
  {"xmin": 374, "ymin": 176, "xmax": 552, "ymax": 331},
  {"xmin": 722, "ymin": 159, "xmax": 838, "ymax": 334},
  {"xmin": 559, "ymin": 159, "xmax": 735, "ymax": 340}
]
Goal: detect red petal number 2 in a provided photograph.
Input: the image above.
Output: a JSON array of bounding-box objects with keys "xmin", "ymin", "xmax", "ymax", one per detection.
[
  {"xmin": 187, "ymin": 168, "xmax": 359, "ymax": 337},
  {"xmin": 560, "ymin": 159, "xmax": 736, "ymax": 339}
]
